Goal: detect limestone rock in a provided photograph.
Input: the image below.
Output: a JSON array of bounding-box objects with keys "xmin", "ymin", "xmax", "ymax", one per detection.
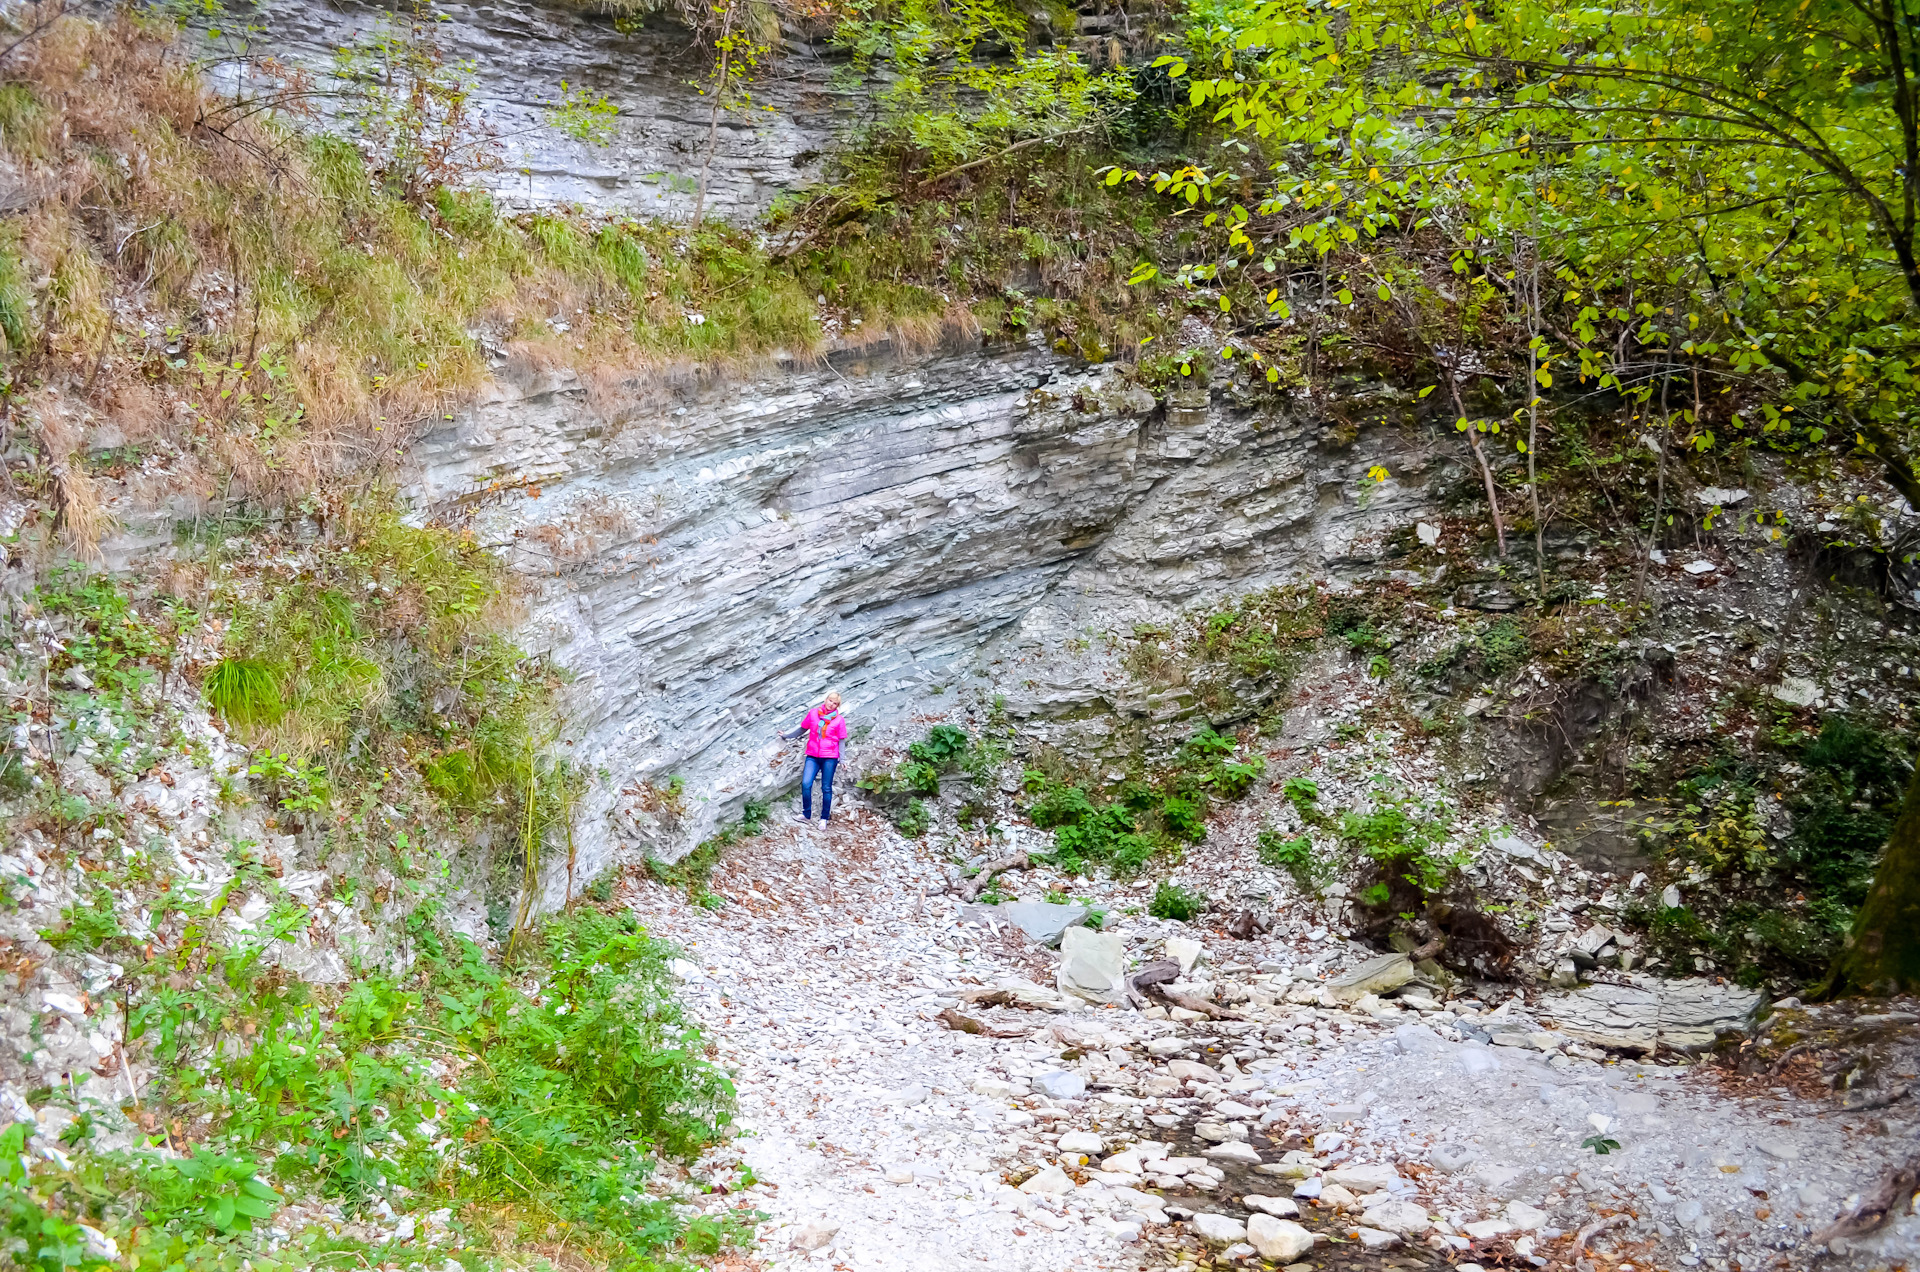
[
  {"xmin": 1019, "ymin": 1165, "xmax": 1075, "ymax": 1195},
  {"xmin": 1323, "ymin": 953, "xmax": 1415, "ymax": 1004},
  {"xmin": 1365, "ymin": 1200, "xmax": 1432, "ymax": 1235},
  {"xmin": 1191, "ymin": 1212, "xmax": 1247, "ymax": 1246},
  {"xmin": 1328, "ymin": 1163, "xmax": 1398, "ymax": 1193},
  {"xmin": 1548, "ymin": 975, "xmax": 1763, "ymax": 1052},
  {"xmin": 1056, "ymin": 926, "xmax": 1128, "ymax": 1004},
  {"xmin": 1165, "ymin": 936, "xmax": 1204, "ymax": 972},
  {"xmin": 1247, "ymin": 1215, "xmax": 1314, "ymax": 1260},
  {"xmin": 995, "ymin": 901, "xmax": 1091, "ymax": 948},
  {"xmin": 1204, "ymin": 1141, "xmax": 1262, "ymax": 1164}
]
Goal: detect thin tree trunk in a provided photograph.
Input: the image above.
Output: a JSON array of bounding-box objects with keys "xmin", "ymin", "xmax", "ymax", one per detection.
[
  {"xmin": 690, "ymin": 2, "xmax": 735, "ymax": 226},
  {"xmin": 1632, "ymin": 371, "xmax": 1672, "ymax": 607},
  {"xmin": 1821, "ymin": 763, "xmax": 1920, "ymax": 997},
  {"xmin": 1524, "ymin": 219, "xmax": 1545, "ymax": 594},
  {"xmin": 1448, "ymin": 370, "xmax": 1507, "ymax": 556}
]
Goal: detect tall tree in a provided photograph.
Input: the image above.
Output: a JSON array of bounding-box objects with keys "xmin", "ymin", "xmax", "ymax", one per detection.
[{"xmin": 1140, "ymin": 0, "xmax": 1920, "ymax": 993}]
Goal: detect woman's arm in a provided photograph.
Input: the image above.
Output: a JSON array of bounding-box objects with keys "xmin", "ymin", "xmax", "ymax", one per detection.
[{"xmin": 779, "ymin": 725, "xmax": 805, "ymax": 741}]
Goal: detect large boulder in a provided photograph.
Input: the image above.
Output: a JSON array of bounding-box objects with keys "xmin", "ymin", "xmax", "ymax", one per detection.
[
  {"xmin": 1547, "ymin": 975, "xmax": 1763, "ymax": 1053},
  {"xmin": 1323, "ymin": 953, "xmax": 1415, "ymax": 1004}
]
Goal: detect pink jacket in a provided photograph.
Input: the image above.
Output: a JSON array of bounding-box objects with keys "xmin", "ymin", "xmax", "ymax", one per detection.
[{"xmin": 803, "ymin": 705, "xmax": 848, "ymax": 759}]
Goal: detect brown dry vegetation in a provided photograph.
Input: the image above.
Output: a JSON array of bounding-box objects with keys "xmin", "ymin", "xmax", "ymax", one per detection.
[{"xmin": 0, "ymin": 9, "xmax": 854, "ymax": 549}]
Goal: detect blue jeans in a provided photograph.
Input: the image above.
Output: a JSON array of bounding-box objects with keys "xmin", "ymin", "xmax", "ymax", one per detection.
[{"xmin": 800, "ymin": 756, "xmax": 838, "ymax": 820}]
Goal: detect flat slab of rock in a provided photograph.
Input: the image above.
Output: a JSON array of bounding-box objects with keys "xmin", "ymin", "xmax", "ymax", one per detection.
[
  {"xmin": 1324, "ymin": 953, "xmax": 1415, "ymax": 1004},
  {"xmin": 1056, "ymin": 925, "xmax": 1128, "ymax": 1003},
  {"xmin": 1547, "ymin": 975, "xmax": 1763, "ymax": 1052},
  {"xmin": 959, "ymin": 901, "xmax": 1090, "ymax": 947}
]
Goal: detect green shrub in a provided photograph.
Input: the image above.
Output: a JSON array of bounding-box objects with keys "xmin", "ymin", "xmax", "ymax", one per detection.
[
  {"xmin": 1338, "ymin": 780, "xmax": 1464, "ymax": 899},
  {"xmin": 1158, "ymin": 794, "xmax": 1207, "ymax": 842},
  {"xmin": 1028, "ymin": 781, "xmax": 1097, "ymax": 828},
  {"xmin": 39, "ymin": 887, "xmax": 124, "ymax": 952},
  {"xmin": 1148, "ymin": 880, "xmax": 1205, "ymax": 922},
  {"xmin": 898, "ymin": 797, "xmax": 932, "ymax": 836},
  {"xmin": 1257, "ymin": 828, "xmax": 1335, "ymax": 894},
  {"xmin": 1208, "ymin": 756, "xmax": 1266, "ymax": 798}
]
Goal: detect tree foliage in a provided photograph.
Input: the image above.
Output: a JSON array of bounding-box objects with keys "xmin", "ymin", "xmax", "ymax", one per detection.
[{"xmin": 1129, "ymin": 0, "xmax": 1920, "ymax": 498}]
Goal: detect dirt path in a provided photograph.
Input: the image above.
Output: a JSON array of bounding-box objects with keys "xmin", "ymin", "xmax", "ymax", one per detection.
[{"xmin": 627, "ymin": 810, "xmax": 1920, "ymax": 1272}]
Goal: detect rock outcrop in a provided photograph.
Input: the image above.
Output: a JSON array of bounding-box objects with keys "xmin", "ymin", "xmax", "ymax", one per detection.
[{"xmin": 404, "ymin": 334, "xmax": 1446, "ymax": 883}]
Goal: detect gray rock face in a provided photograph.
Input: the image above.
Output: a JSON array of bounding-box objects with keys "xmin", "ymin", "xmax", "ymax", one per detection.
[
  {"xmin": 213, "ymin": 0, "xmax": 851, "ymax": 223},
  {"xmin": 403, "ymin": 338, "xmax": 1445, "ymax": 890},
  {"xmin": 1549, "ymin": 975, "xmax": 1764, "ymax": 1053}
]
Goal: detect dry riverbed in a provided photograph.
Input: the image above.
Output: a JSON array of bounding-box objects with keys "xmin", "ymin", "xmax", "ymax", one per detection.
[{"xmin": 624, "ymin": 810, "xmax": 1920, "ymax": 1272}]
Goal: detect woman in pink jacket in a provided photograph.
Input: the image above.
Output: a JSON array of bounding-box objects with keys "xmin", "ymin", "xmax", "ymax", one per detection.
[{"xmin": 780, "ymin": 691, "xmax": 849, "ymax": 823}]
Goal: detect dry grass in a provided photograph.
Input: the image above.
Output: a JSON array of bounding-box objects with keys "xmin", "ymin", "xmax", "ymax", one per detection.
[{"xmin": 0, "ymin": 10, "xmax": 875, "ymax": 531}]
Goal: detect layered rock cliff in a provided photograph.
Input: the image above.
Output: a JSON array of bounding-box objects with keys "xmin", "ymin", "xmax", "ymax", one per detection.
[{"xmin": 403, "ymin": 337, "xmax": 1455, "ymax": 882}]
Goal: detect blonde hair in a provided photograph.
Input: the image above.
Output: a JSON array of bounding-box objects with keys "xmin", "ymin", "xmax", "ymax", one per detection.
[{"xmin": 823, "ymin": 691, "xmax": 842, "ymax": 708}]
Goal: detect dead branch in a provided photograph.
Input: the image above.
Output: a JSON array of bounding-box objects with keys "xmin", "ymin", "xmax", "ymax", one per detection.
[
  {"xmin": 956, "ymin": 852, "xmax": 1031, "ymax": 902},
  {"xmin": 1572, "ymin": 1213, "xmax": 1628, "ymax": 1254},
  {"xmin": 955, "ymin": 987, "xmax": 1042, "ymax": 1012},
  {"xmin": 1813, "ymin": 1153, "xmax": 1920, "ymax": 1245},
  {"xmin": 1144, "ymin": 979, "xmax": 1245, "ymax": 1021},
  {"xmin": 936, "ymin": 1007, "xmax": 1026, "ymax": 1039}
]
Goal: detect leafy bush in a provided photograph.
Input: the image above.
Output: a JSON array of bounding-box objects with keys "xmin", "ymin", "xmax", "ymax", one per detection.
[
  {"xmin": 1339, "ymin": 780, "xmax": 1465, "ymax": 901},
  {"xmin": 1257, "ymin": 828, "xmax": 1336, "ymax": 894},
  {"xmin": 898, "ymin": 797, "xmax": 932, "ymax": 837},
  {"xmin": 1148, "ymin": 881, "xmax": 1206, "ymax": 922},
  {"xmin": 1208, "ymin": 756, "xmax": 1266, "ymax": 798},
  {"xmin": 1027, "ymin": 779, "xmax": 1097, "ymax": 829},
  {"xmin": 134, "ymin": 1149, "xmax": 282, "ymax": 1235},
  {"xmin": 1158, "ymin": 794, "xmax": 1207, "ymax": 842},
  {"xmin": 39, "ymin": 888, "xmax": 124, "ymax": 952},
  {"xmin": 1631, "ymin": 714, "xmax": 1913, "ymax": 986}
]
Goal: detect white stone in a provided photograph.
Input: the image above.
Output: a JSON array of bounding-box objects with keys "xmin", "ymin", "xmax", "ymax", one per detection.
[
  {"xmin": 1204, "ymin": 1141, "xmax": 1262, "ymax": 1165},
  {"xmin": 1246, "ymin": 1215, "xmax": 1314, "ymax": 1260},
  {"xmin": 1328, "ymin": 1163, "xmax": 1398, "ymax": 1193},
  {"xmin": 1019, "ymin": 1166, "xmax": 1075, "ymax": 1196},
  {"xmin": 1365, "ymin": 1200, "xmax": 1431, "ymax": 1235},
  {"xmin": 1505, "ymin": 1201, "xmax": 1549, "ymax": 1231},
  {"xmin": 1165, "ymin": 936, "xmax": 1204, "ymax": 973},
  {"xmin": 1354, "ymin": 1226, "xmax": 1401, "ymax": 1250},
  {"xmin": 791, "ymin": 1219, "xmax": 839, "ymax": 1251},
  {"xmin": 1191, "ymin": 1212, "xmax": 1247, "ymax": 1245},
  {"xmin": 1057, "ymin": 1131, "xmax": 1104, "ymax": 1155},
  {"xmin": 1244, "ymin": 1195, "xmax": 1300, "ymax": 1218}
]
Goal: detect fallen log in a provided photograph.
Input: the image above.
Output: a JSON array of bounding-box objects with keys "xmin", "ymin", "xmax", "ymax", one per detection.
[
  {"xmin": 936, "ymin": 1007, "xmax": 1027, "ymax": 1039},
  {"xmin": 955, "ymin": 852, "xmax": 1031, "ymax": 902}
]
